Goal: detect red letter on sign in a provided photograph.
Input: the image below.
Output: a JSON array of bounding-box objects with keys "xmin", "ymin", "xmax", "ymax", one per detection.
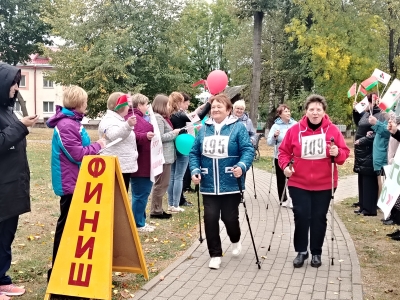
[
  {"xmin": 84, "ymin": 182, "xmax": 103, "ymax": 204},
  {"xmin": 75, "ymin": 236, "xmax": 95, "ymax": 259},
  {"xmin": 68, "ymin": 263, "xmax": 92, "ymax": 287},
  {"xmin": 79, "ymin": 211, "xmax": 100, "ymax": 232}
]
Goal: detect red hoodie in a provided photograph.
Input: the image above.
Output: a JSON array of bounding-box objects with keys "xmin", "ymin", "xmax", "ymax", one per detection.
[{"xmin": 278, "ymin": 114, "xmax": 350, "ymax": 191}]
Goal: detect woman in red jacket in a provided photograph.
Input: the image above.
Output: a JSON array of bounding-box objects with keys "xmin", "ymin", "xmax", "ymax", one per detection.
[{"xmin": 278, "ymin": 94, "xmax": 350, "ymax": 268}]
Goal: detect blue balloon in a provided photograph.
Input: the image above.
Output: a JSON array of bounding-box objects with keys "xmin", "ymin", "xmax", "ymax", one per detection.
[{"xmin": 175, "ymin": 134, "xmax": 195, "ymax": 155}]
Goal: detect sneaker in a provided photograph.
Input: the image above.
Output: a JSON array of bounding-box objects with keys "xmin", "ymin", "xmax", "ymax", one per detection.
[
  {"xmin": 167, "ymin": 206, "xmax": 178, "ymax": 213},
  {"xmin": 232, "ymin": 242, "xmax": 242, "ymax": 256},
  {"xmin": 170, "ymin": 206, "xmax": 184, "ymax": 213},
  {"xmin": 0, "ymin": 295, "xmax": 10, "ymax": 300},
  {"xmin": 150, "ymin": 211, "xmax": 172, "ymax": 219},
  {"xmin": 0, "ymin": 284, "xmax": 25, "ymax": 296},
  {"xmin": 137, "ymin": 224, "xmax": 154, "ymax": 232},
  {"xmin": 208, "ymin": 257, "xmax": 221, "ymax": 269},
  {"xmin": 387, "ymin": 229, "xmax": 400, "ymax": 237}
]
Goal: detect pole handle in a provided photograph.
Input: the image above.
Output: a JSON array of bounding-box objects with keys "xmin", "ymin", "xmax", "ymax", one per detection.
[{"xmin": 330, "ymin": 137, "xmax": 335, "ymax": 163}]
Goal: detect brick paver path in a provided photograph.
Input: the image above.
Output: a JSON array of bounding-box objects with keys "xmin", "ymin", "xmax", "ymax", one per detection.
[{"xmin": 134, "ymin": 169, "xmax": 361, "ymax": 300}]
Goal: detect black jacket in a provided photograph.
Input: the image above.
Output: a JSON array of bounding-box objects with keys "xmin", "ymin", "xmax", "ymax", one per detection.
[
  {"xmin": 170, "ymin": 102, "xmax": 211, "ymax": 131},
  {"xmin": 353, "ymin": 106, "xmax": 384, "ymax": 175},
  {"xmin": 0, "ymin": 63, "xmax": 30, "ymax": 222}
]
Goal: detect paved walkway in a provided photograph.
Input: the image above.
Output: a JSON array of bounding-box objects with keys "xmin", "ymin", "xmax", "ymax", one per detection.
[{"xmin": 134, "ymin": 169, "xmax": 360, "ymax": 300}]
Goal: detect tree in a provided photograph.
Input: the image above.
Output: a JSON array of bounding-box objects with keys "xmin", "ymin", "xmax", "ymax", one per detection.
[
  {"xmin": 0, "ymin": 0, "xmax": 52, "ymax": 116},
  {"xmin": 235, "ymin": 0, "xmax": 280, "ymax": 128},
  {"xmin": 45, "ymin": 0, "xmax": 186, "ymax": 118}
]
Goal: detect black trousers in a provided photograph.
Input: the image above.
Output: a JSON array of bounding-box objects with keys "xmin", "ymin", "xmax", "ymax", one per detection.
[
  {"xmin": 275, "ymin": 158, "xmax": 287, "ymax": 202},
  {"xmin": 122, "ymin": 173, "xmax": 130, "ymax": 192},
  {"xmin": 203, "ymin": 193, "xmax": 241, "ymax": 257},
  {"xmin": 358, "ymin": 173, "xmax": 378, "ymax": 214},
  {"xmin": 51, "ymin": 194, "xmax": 73, "ymax": 265},
  {"xmin": 0, "ymin": 216, "xmax": 19, "ymax": 285},
  {"xmin": 289, "ymin": 187, "xmax": 332, "ymax": 255}
]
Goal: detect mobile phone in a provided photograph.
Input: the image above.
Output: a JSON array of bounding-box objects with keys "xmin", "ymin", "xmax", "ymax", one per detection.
[{"xmin": 29, "ymin": 115, "xmax": 38, "ymax": 120}]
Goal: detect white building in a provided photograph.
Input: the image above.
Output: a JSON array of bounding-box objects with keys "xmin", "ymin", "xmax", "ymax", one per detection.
[{"xmin": 15, "ymin": 52, "xmax": 63, "ymax": 120}]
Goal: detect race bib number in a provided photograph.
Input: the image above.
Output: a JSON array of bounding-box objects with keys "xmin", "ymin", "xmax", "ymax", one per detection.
[
  {"xmin": 301, "ymin": 133, "xmax": 327, "ymax": 160},
  {"xmin": 202, "ymin": 135, "xmax": 229, "ymax": 158}
]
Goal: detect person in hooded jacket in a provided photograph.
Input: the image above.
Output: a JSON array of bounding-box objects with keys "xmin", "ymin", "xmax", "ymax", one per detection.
[
  {"xmin": 46, "ymin": 85, "xmax": 105, "ymax": 280},
  {"xmin": 278, "ymin": 94, "xmax": 350, "ymax": 269},
  {"xmin": 267, "ymin": 104, "xmax": 297, "ymax": 207},
  {"xmin": 0, "ymin": 63, "xmax": 38, "ymax": 298},
  {"xmin": 232, "ymin": 100, "xmax": 256, "ymax": 144},
  {"xmin": 189, "ymin": 93, "xmax": 254, "ymax": 270},
  {"xmin": 353, "ymin": 93, "xmax": 384, "ymax": 216}
]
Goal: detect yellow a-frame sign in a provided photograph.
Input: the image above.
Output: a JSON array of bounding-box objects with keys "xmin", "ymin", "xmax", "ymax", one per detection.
[{"xmin": 44, "ymin": 156, "xmax": 148, "ymax": 300}]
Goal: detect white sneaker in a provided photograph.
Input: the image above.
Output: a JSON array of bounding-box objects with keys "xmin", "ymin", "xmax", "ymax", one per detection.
[
  {"xmin": 137, "ymin": 224, "xmax": 154, "ymax": 232},
  {"xmin": 208, "ymin": 257, "xmax": 221, "ymax": 269},
  {"xmin": 170, "ymin": 206, "xmax": 184, "ymax": 212},
  {"xmin": 287, "ymin": 198, "xmax": 293, "ymax": 209},
  {"xmin": 145, "ymin": 223, "xmax": 156, "ymax": 230},
  {"xmin": 232, "ymin": 242, "xmax": 242, "ymax": 256}
]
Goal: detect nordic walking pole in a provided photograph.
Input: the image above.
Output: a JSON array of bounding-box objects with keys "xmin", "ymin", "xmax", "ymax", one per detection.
[
  {"xmin": 330, "ymin": 137, "xmax": 335, "ymax": 265},
  {"xmin": 266, "ymin": 140, "xmax": 278, "ymax": 209},
  {"xmin": 234, "ymin": 165, "xmax": 261, "ymax": 269},
  {"xmin": 195, "ymin": 175, "xmax": 204, "ymax": 243},
  {"xmin": 251, "ymin": 163, "xmax": 257, "ymax": 199},
  {"xmin": 267, "ymin": 159, "xmax": 294, "ymax": 253}
]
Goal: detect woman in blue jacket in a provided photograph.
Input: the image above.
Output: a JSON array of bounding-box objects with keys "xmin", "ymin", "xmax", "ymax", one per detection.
[
  {"xmin": 267, "ymin": 104, "xmax": 297, "ymax": 207},
  {"xmin": 189, "ymin": 94, "xmax": 254, "ymax": 270}
]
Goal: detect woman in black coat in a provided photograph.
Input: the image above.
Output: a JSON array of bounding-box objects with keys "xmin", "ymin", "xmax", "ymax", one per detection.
[
  {"xmin": 0, "ymin": 63, "xmax": 38, "ymax": 296},
  {"xmin": 353, "ymin": 93, "xmax": 384, "ymax": 216}
]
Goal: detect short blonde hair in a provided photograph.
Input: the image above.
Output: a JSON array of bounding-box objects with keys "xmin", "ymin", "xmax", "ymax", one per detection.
[
  {"xmin": 131, "ymin": 93, "xmax": 149, "ymax": 108},
  {"xmin": 107, "ymin": 92, "xmax": 124, "ymax": 111},
  {"xmin": 233, "ymin": 99, "xmax": 246, "ymax": 110},
  {"xmin": 63, "ymin": 85, "xmax": 87, "ymax": 109},
  {"xmin": 152, "ymin": 94, "xmax": 169, "ymax": 118},
  {"xmin": 168, "ymin": 91, "xmax": 184, "ymax": 114}
]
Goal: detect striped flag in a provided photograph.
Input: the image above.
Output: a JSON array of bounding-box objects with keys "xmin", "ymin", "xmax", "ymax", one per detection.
[
  {"xmin": 379, "ymin": 79, "xmax": 400, "ymax": 111},
  {"xmin": 361, "ymin": 76, "xmax": 379, "ymax": 91},
  {"xmin": 357, "ymin": 85, "xmax": 368, "ymax": 97},
  {"xmin": 347, "ymin": 83, "xmax": 357, "ymax": 98},
  {"xmin": 372, "ymin": 69, "xmax": 391, "ymax": 85}
]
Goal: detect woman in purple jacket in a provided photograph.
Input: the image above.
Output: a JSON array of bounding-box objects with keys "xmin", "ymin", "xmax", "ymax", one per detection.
[
  {"xmin": 125, "ymin": 93, "xmax": 156, "ymax": 232},
  {"xmin": 46, "ymin": 85, "xmax": 105, "ymax": 280}
]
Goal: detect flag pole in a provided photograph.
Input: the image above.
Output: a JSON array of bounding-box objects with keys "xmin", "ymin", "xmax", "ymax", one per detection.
[
  {"xmin": 381, "ymin": 83, "xmax": 388, "ymax": 98},
  {"xmin": 377, "ymin": 82, "xmax": 380, "ymax": 99},
  {"xmin": 354, "ymin": 83, "xmax": 358, "ymax": 103}
]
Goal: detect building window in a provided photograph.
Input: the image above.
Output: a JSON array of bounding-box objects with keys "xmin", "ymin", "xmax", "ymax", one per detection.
[
  {"xmin": 43, "ymin": 78, "xmax": 54, "ymax": 88},
  {"xmin": 43, "ymin": 101, "xmax": 54, "ymax": 113},
  {"xmin": 20, "ymin": 75, "xmax": 26, "ymax": 87}
]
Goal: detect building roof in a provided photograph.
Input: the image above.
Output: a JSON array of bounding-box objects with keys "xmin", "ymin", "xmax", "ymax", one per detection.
[{"xmin": 224, "ymin": 85, "xmax": 246, "ymax": 100}]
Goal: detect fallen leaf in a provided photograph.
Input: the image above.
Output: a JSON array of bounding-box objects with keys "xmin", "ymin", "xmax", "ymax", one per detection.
[
  {"xmin": 144, "ymin": 239, "xmax": 149, "ymax": 243},
  {"xmin": 338, "ymin": 277, "xmax": 342, "ymax": 281},
  {"xmin": 113, "ymin": 289, "xmax": 118, "ymax": 295},
  {"xmin": 120, "ymin": 290, "xmax": 130, "ymax": 298},
  {"xmin": 338, "ymin": 259, "xmax": 344, "ymax": 262},
  {"xmin": 391, "ymin": 251, "xmax": 396, "ymax": 255},
  {"xmin": 153, "ymin": 238, "xmax": 158, "ymax": 242},
  {"xmin": 160, "ymin": 275, "xmax": 165, "ymax": 280},
  {"xmin": 329, "ymin": 281, "xmax": 334, "ymax": 284},
  {"xmin": 27, "ymin": 235, "xmax": 34, "ymax": 241},
  {"xmin": 114, "ymin": 272, "xmax": 122, "ymax": 276},
  {"xmin": 261, "ymin": 256, "xmax": 267, "ymax": 259},
  {"xmin": 180, "ymin": 243, "xmax": 186, "ymax": 247}
]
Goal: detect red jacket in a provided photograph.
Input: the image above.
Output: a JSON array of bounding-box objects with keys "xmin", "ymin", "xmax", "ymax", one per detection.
[{"xmin": 278, "ymin": 114, "xmax": 350, "ymax": 191}]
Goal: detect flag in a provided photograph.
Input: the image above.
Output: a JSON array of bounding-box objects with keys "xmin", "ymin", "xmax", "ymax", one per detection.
[
  {"xmin": 379, "ymin": 79, "xmax": 400, "ymax": 111},
  {"xmin": 361, "ymin": 76, "xmax": 379, "ymax": 91},
  {"xmin": 347, "ymin": 83, "xmax": 357, "ymax": 98},
  {"xmin": 357, "ymin": 85, "xmax": 367, "ymax": 97},
  {"xmin": 355, "ymin": 97, "xmax": 369, "ymax": 114},
  {"xmin": 372, "ymin": 68, "xmax": 391, "ymax": 85}
]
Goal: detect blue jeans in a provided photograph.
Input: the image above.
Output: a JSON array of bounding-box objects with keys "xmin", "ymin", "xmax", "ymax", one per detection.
[
  {"xmin": 0, "ymin": 216, "xmax": 19, "ymax": 285},
  {"xmin": 131, "ymin": 177, "xmax": 153, "ymax": 228},
  {"xmin": 167, "ymin": 153, "xmax": 189, "ymax": 207}
]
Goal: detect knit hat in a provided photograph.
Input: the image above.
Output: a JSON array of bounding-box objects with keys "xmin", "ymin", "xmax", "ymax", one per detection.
[{"xmin": 114, "ymin": 94, "xmax": 129, "ymax": 111}]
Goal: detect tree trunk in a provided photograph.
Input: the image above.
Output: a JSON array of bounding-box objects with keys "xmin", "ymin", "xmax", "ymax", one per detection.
[
  {"xmin": 269, "ymin": 35, "xmax": 275, "ymax": 119},
  {"xmin": 17, "ymin": 92, "xmax": 29, "ymax": 117},
  {"xmin": 249, "ymin": 11, "xmax": 264, "ymax": 130}
]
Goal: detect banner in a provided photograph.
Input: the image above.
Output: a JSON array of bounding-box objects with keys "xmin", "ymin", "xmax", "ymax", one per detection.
[
  {"xmin": 379, "ymin": 79, "xmax": 400, "ymax": 112},
  {"xmin": 378, "ymin": 147, "xmax": 400, "ymax": 219},
  {"xmin": 372, "ymin": 68, "xmax": 391, "ymax": 85},
  {"xmin": 148, "ymin": 105, "xmax": 165, "ymax": 182}
]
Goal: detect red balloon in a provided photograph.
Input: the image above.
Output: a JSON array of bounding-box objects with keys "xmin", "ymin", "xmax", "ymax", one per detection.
[{"xmin": 206, "ymin": 70, "xmax": 228, "ymax": 95}]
